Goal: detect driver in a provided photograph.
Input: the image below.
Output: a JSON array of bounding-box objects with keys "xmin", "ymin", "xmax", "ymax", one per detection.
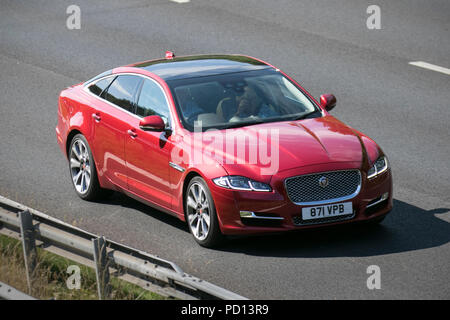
[
  {"xmin": 176, "ymin": 88, "xmax": 203, "ymax": 122},
  {"xmin": 229, "ymin": 86, "xmax": 278, "ymax": 122}
]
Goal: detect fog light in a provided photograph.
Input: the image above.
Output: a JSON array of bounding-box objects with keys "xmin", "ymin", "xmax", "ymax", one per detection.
[
  {"xmin": 240, "ymin": 211, "xmax": 254, "ymax": 218},
  {"xmin": 366, "ymin": 192, "xmax": 389, "ymax": 209}
]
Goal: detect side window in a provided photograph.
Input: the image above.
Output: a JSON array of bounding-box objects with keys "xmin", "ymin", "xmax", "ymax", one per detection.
[
  {"xmin": 136, "ymin": 79, "xmax": 170, "ymax": 124},
  {"xmin": 103, "ymin": 75, "xmax": 142, "ymax": 112},
  {"xmin": 88, "ymin": 77, "xmax": 114, "ymax": 96}
]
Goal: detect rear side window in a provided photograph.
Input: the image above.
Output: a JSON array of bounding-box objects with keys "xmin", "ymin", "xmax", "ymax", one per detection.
[
  {"xmin": 103, "ymin": 75, "xmax": 142, "ymax": 112},
  {"xmin": 88, "ymin": 77, "xmax": 114, "ymax": 96},
  {"xmin": 136, "ymin": 79, "xmax": 170, "ymax": 123}
]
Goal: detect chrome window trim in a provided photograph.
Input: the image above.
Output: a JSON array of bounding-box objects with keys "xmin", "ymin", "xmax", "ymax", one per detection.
[
  {"xmin": 284, "ymin": 169, "xmax": 362, "ymax": 206},
  {"xmin": 83, "ymin": 72, "xmax": 176, "ymax": 129}
]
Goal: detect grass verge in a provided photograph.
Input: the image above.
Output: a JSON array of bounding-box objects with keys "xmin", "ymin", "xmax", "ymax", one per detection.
[{"xmin": 0, "ymin": 234, "xmax": 168, "ymax": 300}]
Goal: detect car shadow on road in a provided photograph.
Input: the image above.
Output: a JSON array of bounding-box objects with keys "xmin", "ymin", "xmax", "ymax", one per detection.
[
  {"xmin": 98, "ymin": 194, "xmax": 449, "ymax": 258},
  {"xmin": 216, "ymin": 199, "xmax": 450, "ymax": 258},
  {"xmin": 96, "ymin": 191, "xmax": 191, "ymax": 231}
]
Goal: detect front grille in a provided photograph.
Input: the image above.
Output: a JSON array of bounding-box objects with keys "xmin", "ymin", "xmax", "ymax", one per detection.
[{"xmin": 285, "ymin": 170, "xmax": 361, "ymax": 204}]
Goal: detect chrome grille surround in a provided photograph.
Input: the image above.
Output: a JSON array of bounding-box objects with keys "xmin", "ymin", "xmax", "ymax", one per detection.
[{"xmin": 284, "ymin": 170, "xmax": 362, "ymax": 206}]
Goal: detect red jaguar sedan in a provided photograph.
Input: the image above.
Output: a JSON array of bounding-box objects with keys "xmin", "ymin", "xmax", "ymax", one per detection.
[{"xmin": 56, "ymin": 53, "xmax": 392, "ymax": 247}]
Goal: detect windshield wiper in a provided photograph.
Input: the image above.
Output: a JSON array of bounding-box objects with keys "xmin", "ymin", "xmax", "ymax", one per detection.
[
  {"xmin": 222, "ymin": 119, "xmax": 267, "ymax": 129},
  {"xmin": 218, "ymin": 111, "xmax": 320, "ymax": 130},
  {"xmin": 291, "ymin": 110, "xmax": 320, "ymax": 121}
]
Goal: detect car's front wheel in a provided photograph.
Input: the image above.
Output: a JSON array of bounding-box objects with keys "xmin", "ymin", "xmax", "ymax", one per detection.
[
  {"xmin": 185, "ymin": 177, "xmax": 224, "ymax": 247},
  {"xmin": 68, "ymin": 134, "xmax": 110, "ymax": 201}
]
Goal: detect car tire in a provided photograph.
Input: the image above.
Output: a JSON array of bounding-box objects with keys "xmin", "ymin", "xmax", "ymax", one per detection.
[
  {"xmin": 185, "ymin": 176, "xmax": 224, "ymax": 248},
  {"xmin": 68, "ymin": 134, "xmax": 111, "ymax": 201}
]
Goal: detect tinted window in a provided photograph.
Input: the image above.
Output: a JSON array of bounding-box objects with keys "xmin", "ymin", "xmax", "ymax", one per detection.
[
  {"xmin": 88, "ymin": 77, "xmax": 114, "ymax": 96},
  {"xmin": 167, "ymin": 69, "xmax": 319, "ymax": 131},
  {"xmin": 136, "ymin": 79, "xmax": 170, "ymax": 123},
  {"xmin": 103, "ymin": 75, "xmax": 142, "ymax": 112}
]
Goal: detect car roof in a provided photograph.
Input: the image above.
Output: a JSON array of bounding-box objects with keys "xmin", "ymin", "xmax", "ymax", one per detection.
[{"xmin": 128, "ymin": 54, "xmax": 273, "ymax": 81}]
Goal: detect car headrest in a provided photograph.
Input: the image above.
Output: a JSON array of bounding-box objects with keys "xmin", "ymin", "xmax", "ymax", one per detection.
[
  {"xmin": 216, "ymin": 97, "xmax": 237, "ymax": 121},
  {"xmin": 196, "ymin": 113, "xmax": 225, "ymax": 126}
]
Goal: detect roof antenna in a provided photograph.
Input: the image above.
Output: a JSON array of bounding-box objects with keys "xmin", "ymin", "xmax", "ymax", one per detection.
[{"xmin": 165, "ymin": 51, "xmax": 175, "ymax": 59}]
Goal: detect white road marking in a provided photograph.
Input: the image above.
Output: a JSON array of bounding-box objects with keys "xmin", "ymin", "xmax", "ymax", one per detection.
[
  {"xmin": 409, "ymin": 61, "xmax": 450, "ymax": 76},
  {"xmin": 170, "ymin": 0, "xmax": 190, "ymax": 3}
]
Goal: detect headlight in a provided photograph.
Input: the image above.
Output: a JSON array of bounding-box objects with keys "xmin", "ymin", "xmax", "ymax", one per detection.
[
  {"xmin": 213, "ymin": 176, "xmax": 272, "ymax": 192},
  {"xmin": 367, "ymin": 156, "xmax": 389, "ymax": 179}
]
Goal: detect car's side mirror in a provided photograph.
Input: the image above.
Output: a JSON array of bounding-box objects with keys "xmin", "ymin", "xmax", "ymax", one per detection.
[
  {"xmin": 320, "ymin": 94, "xmax": 337, "ymax": 112},
  {"xmin": 139, "ymin": 115, "xmax": 166, "ymax": 132}
]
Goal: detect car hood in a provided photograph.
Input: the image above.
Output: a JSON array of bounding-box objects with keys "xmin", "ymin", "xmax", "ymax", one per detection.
[{"xmin": 197, "ymin": 115, "xmax": 370, "ymax": 179}]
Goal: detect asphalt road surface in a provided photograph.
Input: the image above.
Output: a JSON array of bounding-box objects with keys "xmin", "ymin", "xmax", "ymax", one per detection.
[{"xmin": 1, "ymin": 0, "xmax": 449, "ymax": 299}]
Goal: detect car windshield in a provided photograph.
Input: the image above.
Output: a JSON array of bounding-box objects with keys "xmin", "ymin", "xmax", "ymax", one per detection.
[{"xmin": 167, "ymin": 69, "xmax": 321, "ymax": 131}]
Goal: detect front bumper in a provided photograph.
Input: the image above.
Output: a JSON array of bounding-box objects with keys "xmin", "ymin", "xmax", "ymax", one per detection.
[{"xmin": 210, "ymin": 163, "xmax": 393, "ymax": 235}]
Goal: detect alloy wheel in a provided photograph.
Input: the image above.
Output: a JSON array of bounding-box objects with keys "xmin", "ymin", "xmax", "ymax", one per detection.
[
  {"xmin": 69, "ymin": 139, "xmax": 92, "ymax": 195},
  {"xmin": 186, "ymin": 182, "xmax": 211, "ymax": 241}
]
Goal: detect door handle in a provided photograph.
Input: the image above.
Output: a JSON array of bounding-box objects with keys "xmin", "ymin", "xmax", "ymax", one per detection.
[
  {"xmin": 127, "ymin": 129, "xmax": 137, "ymax": 138},
  {"xmin": 92, "ymin": 113, "xmax": 101, "ymax": 122}
]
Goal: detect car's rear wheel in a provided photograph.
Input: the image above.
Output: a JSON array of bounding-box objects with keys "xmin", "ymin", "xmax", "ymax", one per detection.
[
  {"xmin": 185, "ymin": 177, "xmax": 224, "ymax": 247},
  {"xmin": 68, "ymin": 134, "xmax": 110, "ymax": 201}
]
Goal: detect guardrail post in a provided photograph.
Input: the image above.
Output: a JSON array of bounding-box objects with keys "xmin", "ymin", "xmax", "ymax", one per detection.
[
  {"xmin": 0, "ymin": 194, "xmax": 248, "ymax": 300},
  {"xmin": 19, "ymin": 209, "xmax": 37, "ymax": 295},
  {"xmin": 92, "ymin": 236, "xmax": 111, "ymax": 300}
]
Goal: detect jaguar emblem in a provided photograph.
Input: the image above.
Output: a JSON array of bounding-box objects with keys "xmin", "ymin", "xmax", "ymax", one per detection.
[{"xmin": 319, "ymin": 176, "xmax": 329, "ymax": 188}]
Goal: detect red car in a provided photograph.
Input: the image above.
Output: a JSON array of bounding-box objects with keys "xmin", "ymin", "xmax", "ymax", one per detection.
[{"xmin": 56, "ymin": 53, "xmax": 392, "ymax": 247}]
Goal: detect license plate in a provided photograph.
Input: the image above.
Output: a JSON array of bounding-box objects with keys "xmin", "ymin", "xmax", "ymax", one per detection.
[{"xmin": 302, "ymin": 202, "xmax": 353, "ymax": 220}]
